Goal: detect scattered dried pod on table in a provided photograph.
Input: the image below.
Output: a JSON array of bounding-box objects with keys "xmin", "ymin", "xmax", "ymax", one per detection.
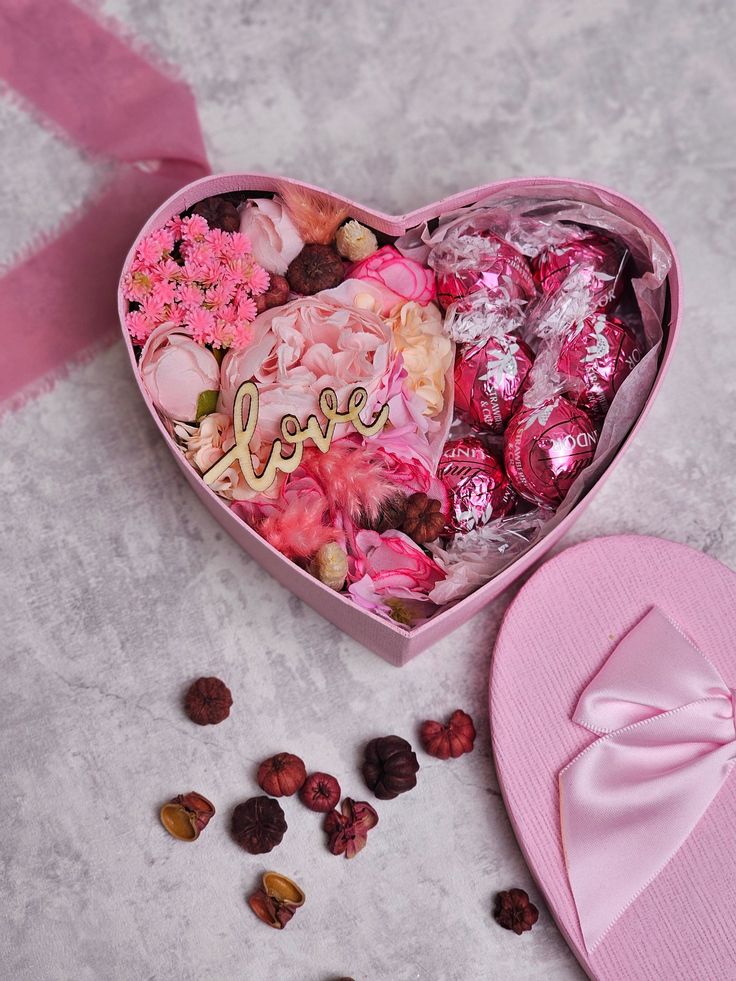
[
  {"xmin": 159, "ymin": 791, "xmax": 215, "ymax": 842},
  {"xmin": 257, "ymin": 753, "xmax": 307, "ymax": 797},
  {"xmin": 192, "ymin": 195, "xmax": 241, "ymax": 232},
  {"xmin": 324, "ymin": 798, "xmax": 379, "ymax": 859},
  {"xmin": 400, "ymin": 492, "xmax": 445, "ymax": 545},
  {"xmin": 362, "ymin": 735, "xmax": 420, "ymax": 800},
  {"xmin": 309, "ymin": 542, "xmax": 349, "ymax": 591},
  {"xmin": 420, "ymin": 709, "xmax": 477, "ymax": 760},
  {"xmin": 287, "ymin": 244, "xmax": 344, "ymax": 295},
  {"xmin": 494, "ymin": 889, "xmax": 539, "ymax": 935},
  {"xmin": 299, "ymin": 772, "xmax": 341, "ymax": 813},
  {"xmin": 231, "ymin": 796, "xmax": 287, "ymax": 854},
  {"xmin": 247, "ymin": 871, "xmax": 305, "ymax": 930},
  {"xmin": 255, "ymin": 273, "xmax": 289, "ymax": 314},
  {"xmin": 184, "ymin": 676, "xmax": 233, "ymax": 725}
]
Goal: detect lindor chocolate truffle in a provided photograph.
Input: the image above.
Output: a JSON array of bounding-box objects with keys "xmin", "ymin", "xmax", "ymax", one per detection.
[
  {"xmin": 530, "ymin": 230, "xmax": 628, "ymax": 314},
  {"xmin": 503, "ymin": 396, "xmax": 598, "ymax": 508},
  {"xmin": 556, "ymin": 313, "xmax": 641, "ymax": 420},
  {"xmin": 438, "ymin": 436, "xmax": 517, "ymax": 534},
  {"xmin": 429, "ymin": 225, "xmax": 535, "ymax": 313},
  {"xmin": 454, "ymin": 331, "xmax": 535, "ymax": 434}
]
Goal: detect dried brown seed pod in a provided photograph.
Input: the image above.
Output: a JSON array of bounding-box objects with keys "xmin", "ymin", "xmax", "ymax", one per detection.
[
  {"xmin": 159, "ymin": 792, "xmax": 215, "ymax": 841},
  {"xmin": 494, "ymin": 888, "xmax": 539, "ymax": 934},
  {"xmin": 255, "ymin": 273, "xmax": 290, "ymax": 313},
  {"xmin": 231, "ymin": 796, "xmax": 287, "ymax": 854},
  {"xmin": 400, "ymin": 492, "xmax": 445, "ymax": 544},
  {"xmin": 362, "ymin": 735, "xmax": 420, "ymax": 800},
  {"xmin": 192, "ymin": 195, "xmax": 241, "ymax": 232},
  {"xmin": 248, "ymin": 871, "xmax": 305, "ymax": 929},
  {"xmin": 287, "ymin": 244, "xmax": 344, "ymax": 295},
  {"xmin": 257, "ymin": 753, "xmax": 307, "ymax": 797},
  {"xmin": 184, "ymin": 676, "xmax": 233, "ymax": 725}
]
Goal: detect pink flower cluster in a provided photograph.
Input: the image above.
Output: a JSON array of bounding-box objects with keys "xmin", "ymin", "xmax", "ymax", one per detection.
[{"xmin": 123, "ymin": 214, "xmax": 270, "ymax": 349}]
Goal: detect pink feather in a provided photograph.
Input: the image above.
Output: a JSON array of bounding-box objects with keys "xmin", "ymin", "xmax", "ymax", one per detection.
[{"xmin": 299, "ymin": 441, "xmax": 398, "ymax": 525}]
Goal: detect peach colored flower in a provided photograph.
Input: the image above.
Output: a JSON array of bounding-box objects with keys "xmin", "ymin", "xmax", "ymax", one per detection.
[
  {"xmin": 175, "ymin": 412, "xmax": 280, "ymax": 502},
  {"xmin": 139, "ymin": 322, "xmax": 220, "ymax": 421},
  {"xmin": 388, "ymin": 301, "xmax": 454, "ymax": 417},
  {"xmin": 239, "ymin": 196, "xmax": 304, "ymax": 276}
]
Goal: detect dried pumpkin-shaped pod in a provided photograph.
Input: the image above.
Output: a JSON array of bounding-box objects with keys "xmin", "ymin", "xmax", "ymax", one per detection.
[
  {"xmin": 160, "ymin": 792, "xmax": 215, "ymax": 841},
  {"xmin": 231, "ymin": 796, "xmax": 287, "ymax": 854},
  {"xmin": 256, "ymin": 752, "xmax": 307, "ymax": 797},
  {"xmin": 248, "ymin": 871, "xmax": 306, "ymax": 930},
  {"xmin": 362, "ymin": 735, "xmax": 420, "ymax": 800}
]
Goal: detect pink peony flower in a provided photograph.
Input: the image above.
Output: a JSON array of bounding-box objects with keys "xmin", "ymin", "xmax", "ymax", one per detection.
[
  {"xmin": 347, "ymin": 529, "xmax": 445, "ymax": 615},
  {"xmin": 347, "ymin": 245, "xmax": 436, "ymax": 315},
  {"xmin": 139, "ymin": 322, "xmax": 220, "ymax": 421},
  {"xmin": 239, "ymin": 196, "xmax": 304, "ymax": 276},
  {"xmin": 218, "ymin": 293, "xmax": 397, "ymax": 450}
]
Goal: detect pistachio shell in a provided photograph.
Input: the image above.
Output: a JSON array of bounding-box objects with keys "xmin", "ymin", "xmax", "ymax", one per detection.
[{"xmin": 262, "ymin": 871, "xmax": 305, "ymax": 907}]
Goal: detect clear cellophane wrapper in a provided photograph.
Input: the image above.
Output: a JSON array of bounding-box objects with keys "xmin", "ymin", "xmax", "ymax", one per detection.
[{"xmin": 397, "ymin": 191, "xmax": 671, "ymax": 605}]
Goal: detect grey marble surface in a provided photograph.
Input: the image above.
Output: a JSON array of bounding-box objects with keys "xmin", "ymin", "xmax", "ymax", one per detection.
[{"xmin": 2, "ymin": 2, "xmax": 736, "ymax": 979}]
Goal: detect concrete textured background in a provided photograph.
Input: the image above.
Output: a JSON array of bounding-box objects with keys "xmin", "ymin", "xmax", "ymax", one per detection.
[{"xmin": 2, "ymin": 2, "xmax": 735, "ymax": 979}]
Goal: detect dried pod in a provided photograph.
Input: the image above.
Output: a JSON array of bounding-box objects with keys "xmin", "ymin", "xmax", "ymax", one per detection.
[
  {"xmin": 287, "ymin": 244, "xmax": 344, "ymax": 295},
  {"xmin": 362, "ymin": 735, "xmax": 420, "ymax": 800},
  {"xmin": 400, "ymin": 492, "xmax": 445, "ymax": 545},
  {"xmin": 192, "ymin": 195, "xmax": 241, "ymax": 232},
  {"xmin": 299, "ymin": 772, "xmax": 341, "ymax": 813},
  {"xmin": 184, "ymin": 676, "xmax": 233, "ymax": 725},
  {"xmin": 309, "ymin": 542, "xmax": 348, "ymax": 591},
  {"xmin": 336, "ymin": 219, "xmax": 378, "ymax": 262},
  {"xmin": 231, "ymin": 796, "xmax": 287, "ymax": 854},
  {"xmin": 255, "ymin": 273, "xmax": 290, "ymax": 314},
  {"xmin": 160, "ymin": 791, "xmax": 215, "ymax": 842},
  {"xmin": 257, "ymin": 753, "xmax": 307, "ymax": 797},
  {"xmin": 248, "ymin": 871, "xmax": 305, "ymax": 930},
  {"xmin": 324, "ymin": 798, "xmax": 379, "ymax": 859},
  {"xmin": 494, "ymin": 888, "xmax": 539, "ymax": 935},
  {"xmin": 420, "ymin": 709, "xmax": 477, "ymax": 760}
]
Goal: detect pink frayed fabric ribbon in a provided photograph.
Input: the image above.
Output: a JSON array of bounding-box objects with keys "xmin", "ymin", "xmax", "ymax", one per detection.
[
  {"xmin": 0, "ymin": 0, "xmax": 209, "ymax": 409},
  {"xmin": 559, "ymin": 606, "xmax": 736, "ymax": 952}
]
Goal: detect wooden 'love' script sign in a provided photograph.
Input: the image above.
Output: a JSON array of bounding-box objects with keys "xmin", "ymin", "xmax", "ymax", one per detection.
[{"xmin": 203, "ymin": 382, "xmax": 390, "ymax": 493}]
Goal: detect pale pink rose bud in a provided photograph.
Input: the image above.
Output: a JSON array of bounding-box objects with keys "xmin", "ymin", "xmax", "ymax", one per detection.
[
  {"xmin": 239, "ymin": 196, "xmax": 304, "ymax": 276},
  {"xmin": 139, "ymin": 322, "xmax": 220, "ymax": 421}
]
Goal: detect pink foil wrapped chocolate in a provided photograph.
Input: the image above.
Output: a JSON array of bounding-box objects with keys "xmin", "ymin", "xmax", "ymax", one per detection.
[
  {"xmin": 429, "ymin": 228, "xmax": 536, "ymax": 312},
  {"xmin": 503, "ymin": 397, "xmax": 598, "ymax": 508},
  {"xmin": 438, "ymin": 436, "xmax": 517, "ymax": 535},
  {"xmin": 530, "ymin": 231, "xmax": 627, "ymax": 313},
  {"xmin": 557, "ymin": 314, "xmax": 641, "ymax": 420},
  {"xmin": 454, "ymin": 332, "xmax": 535, "ymax": 434}
]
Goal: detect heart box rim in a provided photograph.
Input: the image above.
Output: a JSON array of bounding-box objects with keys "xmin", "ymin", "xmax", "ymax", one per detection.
[{"xmin": 117, "ymin": 174, "xmax": 681, "ymax": 666}]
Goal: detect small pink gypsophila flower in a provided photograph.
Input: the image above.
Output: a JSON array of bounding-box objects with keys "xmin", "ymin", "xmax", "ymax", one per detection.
[{"xmin": 123, "ymin": 212, "xmax": 270, "ymax": 349}]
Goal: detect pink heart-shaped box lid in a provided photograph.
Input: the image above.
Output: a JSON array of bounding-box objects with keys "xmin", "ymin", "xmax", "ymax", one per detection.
[
  {"xmin": 491, "ymin": 535, "xmax": 736, "ymax": 980},
  {"xmin": 119, "ymin": 175, "xmax": 681, "ymax": 666}
]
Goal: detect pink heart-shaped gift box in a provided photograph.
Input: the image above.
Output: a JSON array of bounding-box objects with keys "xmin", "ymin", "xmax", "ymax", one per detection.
[{"xmin": 118, "ymin": 175, "xmax": 680, "ymax": 666}]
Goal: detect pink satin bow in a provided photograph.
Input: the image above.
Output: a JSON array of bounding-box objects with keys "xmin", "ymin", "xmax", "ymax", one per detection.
[{"xmin": 559, "ymin": 606, "xmax": 736, "ymax": 952}]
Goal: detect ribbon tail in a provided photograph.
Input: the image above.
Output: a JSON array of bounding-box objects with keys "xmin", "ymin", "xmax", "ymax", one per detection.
[{"xmin": 560, "ymin": 700, "xmax": 735, "ymax": 951}]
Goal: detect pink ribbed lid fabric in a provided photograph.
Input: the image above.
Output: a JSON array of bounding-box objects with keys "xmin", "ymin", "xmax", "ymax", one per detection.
[{"xmin": 491, "ymin": 535, "xmax": 736, "ymax": 981}]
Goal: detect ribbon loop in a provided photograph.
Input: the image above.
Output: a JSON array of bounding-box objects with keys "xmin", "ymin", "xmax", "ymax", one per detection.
[{"xmin": 560, "ymin": 607, "xmax": 736, "ymax": 952}]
